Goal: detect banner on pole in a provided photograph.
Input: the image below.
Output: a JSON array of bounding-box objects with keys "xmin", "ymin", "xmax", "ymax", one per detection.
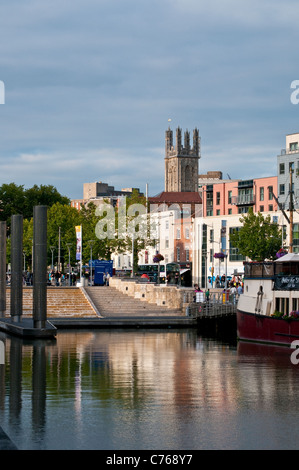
[{"xmin": 75, "ymin": 226, "xmax": 82, "ymax": 261}]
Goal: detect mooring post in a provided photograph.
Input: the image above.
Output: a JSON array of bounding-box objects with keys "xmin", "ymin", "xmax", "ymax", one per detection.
[
  {"xmin": 33, "ymin": 206, "xmax": 47, "ymax": 329},
  {"xmin": 10, "ymin": 215, "xmax": 23, "ymax": 322},
  {"xmin": 0, "ymin": 222, "xmax": 6, "ymax": 317}
]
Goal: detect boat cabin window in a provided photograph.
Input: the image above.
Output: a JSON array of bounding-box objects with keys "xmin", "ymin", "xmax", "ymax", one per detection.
[{"xmin": 275, "ymin": 262, "xmax": 299, "ymax": 276}]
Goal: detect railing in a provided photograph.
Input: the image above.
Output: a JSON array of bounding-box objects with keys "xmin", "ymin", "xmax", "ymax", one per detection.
[
  {"xmin": 186, "ymin": 291, "xmax": 238, "ymax": 318},
  {"xmin": 231, "ymin": 195, "xmax": 255, "ymax": 206}
]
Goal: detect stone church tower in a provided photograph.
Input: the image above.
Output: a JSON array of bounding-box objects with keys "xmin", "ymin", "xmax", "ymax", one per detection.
[{"xmin": 165, "ymin": 127, "xmax": 200, "ymax": 192}]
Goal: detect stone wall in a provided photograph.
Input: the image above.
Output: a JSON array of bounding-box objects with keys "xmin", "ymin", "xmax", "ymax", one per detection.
[{"xmin": 110, "ymin": 277, "xmax": 193, "ymax": 312}]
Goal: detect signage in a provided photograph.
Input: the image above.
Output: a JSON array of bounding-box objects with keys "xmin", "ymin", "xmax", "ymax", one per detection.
[{"xmin": 274, "ymin": 275, "xmax": 299, "ymax": 291}]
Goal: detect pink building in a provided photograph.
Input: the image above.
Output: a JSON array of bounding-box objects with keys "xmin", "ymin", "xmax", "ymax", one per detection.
[{"xmin": 201, "ymin": 176, "xmax": 278, "ymax": 217}]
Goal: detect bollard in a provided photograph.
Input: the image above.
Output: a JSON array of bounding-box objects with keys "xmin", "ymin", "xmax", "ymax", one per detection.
[
  {"xmin": 33, "ymin": 206, "xmax": 47, "ymax": 329},
  {"xmin": 0, "ymin": 222, "xmax": 6, "ymax": 317},
  {"xmin": 10, "ymin": 215, "xmax": 23, "ymax": 322}
]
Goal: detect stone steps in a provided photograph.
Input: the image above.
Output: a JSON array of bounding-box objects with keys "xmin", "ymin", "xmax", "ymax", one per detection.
[
  {"xmin": 84, "ymin": 286, "xmax": 183, "ymax": 317},
  {"xmin": 5, "ymin": 287, "xmax": 98, "ymax": 318}
]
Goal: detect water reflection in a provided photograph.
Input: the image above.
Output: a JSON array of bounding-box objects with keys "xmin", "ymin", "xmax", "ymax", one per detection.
[{"xmin": 0, "ymin": 330, "xmax": 299, "ymax": 449}]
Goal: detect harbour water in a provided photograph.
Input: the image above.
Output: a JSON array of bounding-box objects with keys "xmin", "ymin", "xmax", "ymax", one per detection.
[{"xmin": 0, "ymin": 328, "xmax": 299, "ymax": 450}]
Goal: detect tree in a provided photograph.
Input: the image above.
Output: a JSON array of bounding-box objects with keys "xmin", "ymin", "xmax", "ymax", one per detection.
[
  {"xmin": 0, "ymin": 182, "xmax": 70, "ymax": 228},
  {"xmin": 230, "ymin": 208, "xmax": 283, "ymax": 261},
  {"xmin": 47, "ymin": 203, "xmax": 81, "ymax": 270}
]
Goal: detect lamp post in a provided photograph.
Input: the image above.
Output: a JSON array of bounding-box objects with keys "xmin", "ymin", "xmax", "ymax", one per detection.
[
  {"xmin": 50, "ymin": 246, "xmax": 55, "ymax": 272},
  {"xmin": 66, "ymin": 243, "xmax": 72, "ymax": 287},
  {"xmin": 88, "ymin": 240, "xmax": 94, "ymax": 286}
]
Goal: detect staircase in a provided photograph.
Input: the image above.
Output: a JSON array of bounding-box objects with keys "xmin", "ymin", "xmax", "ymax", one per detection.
[
  {"xmin": 84, "ymin": 286, "xmax": 183, "ymax": 317},
  {"xmin": 5, "ymin": 287, "xmax": 98, "ymax": 318}
]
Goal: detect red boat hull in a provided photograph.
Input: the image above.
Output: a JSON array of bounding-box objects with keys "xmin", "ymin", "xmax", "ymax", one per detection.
[{"xmin": 237, "ymin": 309, "xmax": 299, "ymax": 346}]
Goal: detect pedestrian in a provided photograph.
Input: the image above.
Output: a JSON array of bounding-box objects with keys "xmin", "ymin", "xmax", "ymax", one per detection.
[
  {"xmin": 194, "ymin": 284, "xmax": 204, "ymax": 303},
  {"xmin": 103, "ymin": 272, "xmax": 107, "ymax": 286},
  {"xmin": 106, "ymin": 272, "xmax": 110, "ymax": 286},
  {"xmin": 230, "ymin": 285, "xmax": 237, "ymax": 304},
  {"xmin": 237, "ymin": 283, "xmax": 243, "ymax": 296}
]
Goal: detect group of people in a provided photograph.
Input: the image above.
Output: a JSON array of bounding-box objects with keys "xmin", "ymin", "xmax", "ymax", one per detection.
[
  {"xmin": 193, "ymin": 280, "xmax": 243, "ymax": 303},
  {"xmin": 48, "ymin": 271, "xmax": 77, "ymax": 286}
]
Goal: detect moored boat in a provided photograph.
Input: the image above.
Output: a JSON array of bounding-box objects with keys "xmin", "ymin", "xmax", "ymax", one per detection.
[{"xmin": 237, "ymin": 253, "xmax": 299, "ymax": 346}]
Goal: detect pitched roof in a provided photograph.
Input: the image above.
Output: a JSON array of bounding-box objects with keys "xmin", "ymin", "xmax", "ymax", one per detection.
[{"xmin": 149, "ymin": 191, "xmax": 202, "ymax": 204}]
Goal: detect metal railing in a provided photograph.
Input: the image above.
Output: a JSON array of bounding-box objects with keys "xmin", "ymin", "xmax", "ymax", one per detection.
[{"xmin": 186, "ymin": 291, "xmax": 238, "ymax": 318}]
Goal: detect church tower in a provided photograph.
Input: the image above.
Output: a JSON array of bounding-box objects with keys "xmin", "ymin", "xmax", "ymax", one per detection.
[{"xmin": 165, "ymin": 127, "xmax": 200, "ymax": 192}]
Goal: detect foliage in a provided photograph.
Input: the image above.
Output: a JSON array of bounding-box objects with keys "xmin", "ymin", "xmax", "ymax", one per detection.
[
  {"xmin": 0, "ymin": 182, "xmax": 70, "ymax": 228},
  {"xmin": 229, "ymin": 208, "xmax": 282, "ymax": 261}
]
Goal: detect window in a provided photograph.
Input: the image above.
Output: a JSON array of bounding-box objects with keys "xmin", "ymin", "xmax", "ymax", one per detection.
[
  {"xmin": 260, "ymin": 187, "xmax": 264, "ymax": 201},
  {"xmin": 269, "ymin": 205, "xmax": 273, "ymax": 212},
  {"xmin": 165, "ymin": 238, "xmax": 169, "ymax": 248},
  {"xmin": 216, "ymin": 192, "xmax": 220, "ymax": 205},
  {"xmin": 228, "ymin": 208, "xmax": 232, "ymax": 214},
  {"xmin": 259, "ymin": 205, "xmax": 264, "ymax": 212},
  {"xmin": 228, "ymin": 190, "xmax": 232, "ymax": 204},
  {"xmin": 216, "ymin": 209, "xmax": 220, "ymax": 215},
  {"xmin": 209, "ymin": 229, "xmax": 214, "ymax": 243},
  {"xmin": 176, "ymin": 247, "xmax": 180, "ymax": 262},
  {"xmin": 279, "ymin": 163, "xmax": 285, "ymax": 174},
  {"xmin": 185, "ymin": 228, "xmax": 190, "ymax": 239},
  {"xmin": 290, "ymin": 162, "xmax": 294, "ymax": 172},
  {"xmin": 279, "ymin": 184, "xmax": 285, "ymax": 195},
  {"xmin": 176, "ymin": 228, "xmax": 180, "ymax": 239},
  {"xmin": 293, "ymin": 223, "xmax": 299, "ymax": 253},
  {"xmin": 268, "ymin": 186, "xmax": 273, "ymax": 200},
  {"xmin": 229, "ymin": 227, "xmax": 246, "ymax": 262},
  {"xmin": 290, "ymin": 142, "xmax": 298, "ymax": 151},
  {"xmin": 186, "ymin": 249, "xmax": 190, "ymax": 262},
  {"xmin": 165, "ymin": 220, "xmax": 169, "ymax": 230}
]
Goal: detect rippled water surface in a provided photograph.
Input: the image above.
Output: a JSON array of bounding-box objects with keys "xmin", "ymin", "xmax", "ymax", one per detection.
[{"xmin": 1, "ymin": 329, "xmax": 299, "ymax": 450}]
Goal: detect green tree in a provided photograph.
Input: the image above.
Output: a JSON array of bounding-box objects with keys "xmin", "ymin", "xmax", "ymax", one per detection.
[
  {"xmin": 230, "ymin": 208, "xmax": 283, "ymax": 261},
  {"xmin": 0, "ymin": 182, "xmax": 70, "ymax": 227},
  {"xmin": 24, "ymin": 184, "xmax": 70, "ymax": 219},
  {"xmin": 0, "ymin": 183, "xmax": 26, "ymax": 224},
  {"xmin": 47, "ymin": 203, "xmax": 81, "ymax": 270}
]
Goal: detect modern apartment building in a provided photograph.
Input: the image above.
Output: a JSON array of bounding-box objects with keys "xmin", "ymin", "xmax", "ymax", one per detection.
[{"xmin": 200, "ymin": 175, "xmax": 278, "ymax": 217}]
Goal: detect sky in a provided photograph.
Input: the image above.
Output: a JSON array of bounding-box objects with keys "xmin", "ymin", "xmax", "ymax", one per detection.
[{"xmin": 0, "ymin": 0, "xmax": 299, "ymax": 200}]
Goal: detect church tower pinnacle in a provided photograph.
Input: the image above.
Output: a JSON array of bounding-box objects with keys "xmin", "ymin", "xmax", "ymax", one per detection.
[{"xmin": 165, "ymin": 126, "xmax": 200, "ymax": 192}]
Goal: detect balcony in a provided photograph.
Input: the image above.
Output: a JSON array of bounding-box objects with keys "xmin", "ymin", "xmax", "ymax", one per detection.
[{"xmin": 231, "ymin": 194, "xmax": 255, "ymax": 206}]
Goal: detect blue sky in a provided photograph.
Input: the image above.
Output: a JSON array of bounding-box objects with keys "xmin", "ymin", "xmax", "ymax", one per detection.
[{"xmin": 0, "ymin": 0, "xmax": 299, "ymax": 199}]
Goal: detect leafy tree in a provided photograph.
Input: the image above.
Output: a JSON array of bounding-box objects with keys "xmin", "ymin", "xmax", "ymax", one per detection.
[
  {"xmin": 47, "ymin": 203, "xmax": 81, "ymax": 270},
  {"xmin": 0, "ymin": 182, "xmax": 70, "ymax": 227},
  {"xmin": 0, "ymin": 183, "xmax": 26, "ymax": 224},
  {"xmin": 24, "ymin": 184, "xmax": 70, "ymax": 219},
  {"xmin": 230, "ymin": 208, "xmax": 283, "ymax": 261}
]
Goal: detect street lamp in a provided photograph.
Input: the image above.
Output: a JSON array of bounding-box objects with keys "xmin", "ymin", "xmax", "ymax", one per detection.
[
  {"xmin": 66, "ymin": 243, "xmax": 72, "ymax": 287},
  {"xmin": 50, "ymin": 246, "xmax": 55, "ymax": 271},
  {"xmin": 88, "ymin": 240, "xmax": 95, "ymax": 286}
]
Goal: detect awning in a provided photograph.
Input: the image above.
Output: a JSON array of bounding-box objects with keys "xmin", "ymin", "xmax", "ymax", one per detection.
[
  {"xmin": 180, "ymin": 269, "xmax": 190, "ymax": 275},
  {"xmin": 275, "ymin": 253, "xmax": 299, "ymax": 262}
]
